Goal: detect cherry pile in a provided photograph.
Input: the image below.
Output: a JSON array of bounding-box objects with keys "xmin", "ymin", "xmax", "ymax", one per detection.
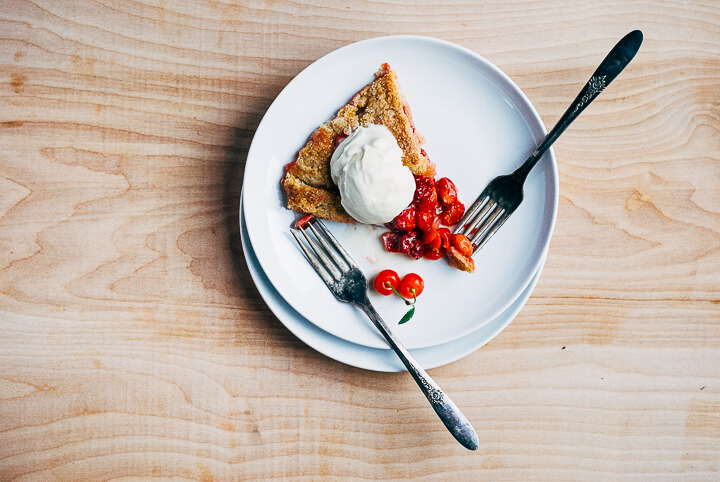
[{"xmin": 381, "ymin": 176, "xmax": 466, "ymax": 260}]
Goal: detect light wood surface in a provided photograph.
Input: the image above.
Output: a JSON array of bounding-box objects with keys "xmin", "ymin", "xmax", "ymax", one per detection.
[{"xmin": 1, "ymin": 1, "xmax": 719, "ymax": 480}]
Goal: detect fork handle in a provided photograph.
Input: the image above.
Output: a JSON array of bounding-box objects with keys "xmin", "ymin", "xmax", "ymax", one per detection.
[
  {"xmin": 513, "ymin": 30, "xmax": 643, "ymax": 182},
  {"xmin": 358, "ymin": 300, "xmax": 479, "ymax": 451}
]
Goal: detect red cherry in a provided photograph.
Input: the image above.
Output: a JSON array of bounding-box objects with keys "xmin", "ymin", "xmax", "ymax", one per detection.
[
  {"xmin": 381, "ymin": 231, "xmax": 401, "ymax": 252},
  {"xmin": 413, "ymin": 176, "xmax": 438, "ymax": 212},
  {"xmin": 398, "ymin": 273, "xmax": 424, "ymax": 298},
  {"xmin": 423, "ymin": 248, "xmax": 443, "ymax": 260},
  {"xmin": 399, "ymin": 230, "xmax": 425, "ymax": 260},
  {"xmin": 416, "ymin": 211, "xmax": 440, "ymax": 232},
  {"xmin": 392, "ymin": 207, "xmax": 417, "ymax": 232},
  {"xmin": 440, "ymin": 200, "xmax": 465, "ymax": 226},
  {"xmin": 451, "ymin": 233, "xmax": 474, "ymax": 257},
  {"xmin": 422, "ymin": 229, "xmax": 442, "ymax": 250},
  {"xmin": 373, "ymin": 269, "xmax": 400, "ymax": 296},
  {"xmin": 437, "ymin": 178, "xmax": 458, "ymax": 206}
]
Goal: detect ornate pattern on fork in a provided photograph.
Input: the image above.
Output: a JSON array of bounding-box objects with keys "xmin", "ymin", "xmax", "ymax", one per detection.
[
  {"xmin": 454, "ymin": 31, "xmax": 642, "ymax": 254},
  {"xmin": 570, "ymin": 75, "xmax": 607, "ymax": 116}
]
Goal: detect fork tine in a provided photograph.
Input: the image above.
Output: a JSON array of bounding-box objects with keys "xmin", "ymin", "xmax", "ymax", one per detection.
[
  {"xmin": 291, "ymin": 230, "xmax": 335, "ymax": 287},
  {"xmin": 307, "ymin": 220, "xmax": 350, "ymax": 272},
  {"xmin": 453, "ymin": 194, "xmax": 490, "ymax": 235},
  {"xmin": 469, "ymin": 204, "xmax": 504, "ymax": 246},
  {"xmin": 298, "ymin": 226, "xmax": 342, "ymax": 280},
  {"xmin": 313, "ymin": 219, "xmax": 359, "ymax": 269},
  {"xmin": 473, "ymin": 211, "xmax": 511, "ymax": 251},
  {"xmin": 460, "ymin": 198, "xmax": 497, "ymax": 237}
]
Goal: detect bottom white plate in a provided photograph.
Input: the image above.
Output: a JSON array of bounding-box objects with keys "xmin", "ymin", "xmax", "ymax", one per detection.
[{"xmin": 240, "ymin": 196, "xmax": 545, "ymax": 372}]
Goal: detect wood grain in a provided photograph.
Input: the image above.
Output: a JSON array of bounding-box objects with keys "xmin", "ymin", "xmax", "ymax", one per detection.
[{"xmin": 1, "ymin": 0, "xmax": 719, "ymax": 479}]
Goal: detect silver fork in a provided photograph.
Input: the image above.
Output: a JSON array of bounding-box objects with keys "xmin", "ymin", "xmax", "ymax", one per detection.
[
  {"xmin": 291, "ymin": 218, "xmax": 479, "ymax": 451},
  {"xmin": 454, "ymin": 30, "xmax": 643, "ymax": 253}
]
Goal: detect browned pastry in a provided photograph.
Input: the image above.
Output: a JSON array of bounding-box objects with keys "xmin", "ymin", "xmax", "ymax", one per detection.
[
  {"xmin": 446, "ymin": 245, "xmax": 476, "ymax": 273},
  {"xmin": 281, "ymin": 64, "xmax": 434, "ymax": 223}
]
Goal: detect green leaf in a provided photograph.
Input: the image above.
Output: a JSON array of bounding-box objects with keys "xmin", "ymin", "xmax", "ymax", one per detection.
[{"xmin": 399, "ymin": 306, "xmax": 415, "ymax": 325}]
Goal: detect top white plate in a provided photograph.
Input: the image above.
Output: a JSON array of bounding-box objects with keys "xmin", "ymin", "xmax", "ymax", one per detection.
[{"xmin": 243, "ymin": 35, "xmax": 558, "ymax": 350}]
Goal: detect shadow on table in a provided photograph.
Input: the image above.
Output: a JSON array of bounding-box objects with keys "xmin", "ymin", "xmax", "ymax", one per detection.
[{"xmin": 217, "ymin": 87, "xmax": 349, "ymax": 369}]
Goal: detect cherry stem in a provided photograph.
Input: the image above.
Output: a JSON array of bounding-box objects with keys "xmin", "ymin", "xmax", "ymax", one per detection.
[{"xmin": 388, "ymin": 285, "xmax": 416, "ymax": 306}]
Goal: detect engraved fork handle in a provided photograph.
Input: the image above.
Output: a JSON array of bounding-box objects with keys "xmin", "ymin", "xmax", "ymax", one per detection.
[
  {"xmin": 513, "ymin": 30, "xmax": 643, "ymax": 182},
  {"xmin": 358, "ymin": 299, "xmax": 479, "ymax": 451}
]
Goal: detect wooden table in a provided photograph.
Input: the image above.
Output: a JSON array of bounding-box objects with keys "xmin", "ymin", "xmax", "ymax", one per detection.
[{"xmin": 1, "ymin": 1, "xmax": 718, "ymax": 479}]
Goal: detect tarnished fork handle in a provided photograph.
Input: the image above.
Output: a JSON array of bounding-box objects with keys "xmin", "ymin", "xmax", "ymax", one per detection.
[
  {"xmin": 455, "ymin": 30, "xmax": 643, "ymax": 253},
  {"xmin": 291, "ymin": 218, "xmax": 479, "ymax": 451}
]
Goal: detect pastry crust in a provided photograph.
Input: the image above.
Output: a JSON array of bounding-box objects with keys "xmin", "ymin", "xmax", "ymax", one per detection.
[
  {"xmin": 281, "ymin": 64, "xmax": 434, "ymax": 223},
  {"xmin": 446, "ymin": 245, "xmax": 476, "ymax": 273}
]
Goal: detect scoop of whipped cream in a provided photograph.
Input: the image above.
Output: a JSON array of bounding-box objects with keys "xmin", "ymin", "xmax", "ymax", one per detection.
[{"xmin": 330, "ymin": 124, "xmax": 415, "ymax": 224}]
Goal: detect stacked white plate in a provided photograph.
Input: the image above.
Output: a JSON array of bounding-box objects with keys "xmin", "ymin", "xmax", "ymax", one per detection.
[{"xmin": 241, "ymin": 36, "xmax": 558, "ymax": 372}]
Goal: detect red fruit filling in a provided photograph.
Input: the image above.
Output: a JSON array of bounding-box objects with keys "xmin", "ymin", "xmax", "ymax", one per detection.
[
  {"xmin": 416, "ymin": 211, "xmax": 440, "ymax": 232},
  {"xmin": 381, "ymin": 231, "xmax": 401, "ymax": 253},
  {"xmin": 392, "ymin": 207, "xmax": 417, "ymax": 232},
  {"xmin": 283, "ymin": 161, "xmax": 296, "ymax": 175},
  {"xmin": 422, "ymin": 229, "xmax": 442, "ymax": 250},
  {"xmin": 437, "ymin": 177, "xmax": 457, "ymax": 206},
  {"xmin": 399, "ymin": 230, "xmax": 425, "ymax": 260},
  {"xmin": 294, "ymin": 214, "xmax": 314, "ymax": 229},
  {"xmin": 381, "ymin": 171, "xmax": 467, "ymax": 265},
  {"xmin": 439, "ymin": 200, "xmax": 465, "ymax": 226},
  {"xmin": 451, "ymin": 233, "xmax": 474, "ymax": 257},
  {"xmin": 423, "ymin": 248, "xmax": 443, "ymax": 260},
  {"xmin": 413, "ymin": 176, "xmax": 438, "ymax": 212},
  {"xmin": 438, "ymin": 227, "xmax": 452, "ymax": 249}
]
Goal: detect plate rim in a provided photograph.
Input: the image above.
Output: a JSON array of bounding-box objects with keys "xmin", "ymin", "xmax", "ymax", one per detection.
[{"xmin": 243, "ymin": 34, "xmax": 558, "ymax": 349}]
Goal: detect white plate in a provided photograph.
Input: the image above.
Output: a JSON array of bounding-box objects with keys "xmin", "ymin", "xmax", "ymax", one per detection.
[
  {"xmin": 240, "ymin": 194, "xmax": 545, "ymax": 372},
  {"xmin": 243, "ymin": 35, "xmax": 557, "ymax": 350}
]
